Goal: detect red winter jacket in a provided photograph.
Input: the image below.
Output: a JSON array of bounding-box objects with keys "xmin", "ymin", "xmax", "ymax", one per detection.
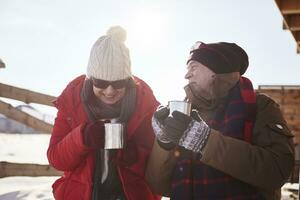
[{"xmin": 47, "ymin": 75, "xmax": 160, "ymax": 200}]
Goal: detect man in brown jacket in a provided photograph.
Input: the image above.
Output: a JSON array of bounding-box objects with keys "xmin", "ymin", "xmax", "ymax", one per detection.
[{"xmin": 146, "ymin": 42, "xmax": 294, "ymax": 200}]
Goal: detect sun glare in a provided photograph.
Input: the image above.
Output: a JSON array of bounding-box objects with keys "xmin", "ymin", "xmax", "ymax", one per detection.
[{"xmin": 126, "ymin": 9, "xmax": 169, "ymax": 51}]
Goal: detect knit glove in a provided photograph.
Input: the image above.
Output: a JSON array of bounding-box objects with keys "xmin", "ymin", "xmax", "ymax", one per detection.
[
  {"xmin": 152, "ymin": 106, "xmax": 176, "ymax": 150},
  {"xmin": 83, "ymin": 121, "xmax": 105, "ymax": 149},
  {"xmin": 164, "ymin": 110, "xmax": 211, "ymax": 156}
]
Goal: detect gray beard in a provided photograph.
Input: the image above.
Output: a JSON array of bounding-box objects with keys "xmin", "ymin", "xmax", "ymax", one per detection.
[
  {"xmin": 184, "ymin": 84, "xmax": 219, "ymax": 110},
  {"xmin": 184, "ymin": 73, "xmax": 240, "ymax": 110}
]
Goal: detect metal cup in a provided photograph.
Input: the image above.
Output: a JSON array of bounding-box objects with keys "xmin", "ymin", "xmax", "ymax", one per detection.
[
  {"xmin": 104, "ymin": 123, "xmax": 125, "ymax": 149},
  {"xmin": 168, "ymin": 100, "xmax": 191, "ymax": 116}
]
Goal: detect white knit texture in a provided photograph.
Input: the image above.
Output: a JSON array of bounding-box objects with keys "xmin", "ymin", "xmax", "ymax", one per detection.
[
  {"xmin": 86, "ymin": 26, "xmax": 132, "ymax": 81},
  {"xmin": 152, "ymin": 116, "xmax": 172, "ymax": 144},
  {"xmin": 179, "ymin": 120, "xmax": 211, "ymax": 154}
]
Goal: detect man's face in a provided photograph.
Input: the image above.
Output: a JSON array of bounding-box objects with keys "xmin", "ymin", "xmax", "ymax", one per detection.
[
  {"xmin": 185, "ymin": 60, "xmax": 216, "ymax": 99},
  {"xmin": 93, "ymin": 85, "xmax": 126, "ymax": 105}
]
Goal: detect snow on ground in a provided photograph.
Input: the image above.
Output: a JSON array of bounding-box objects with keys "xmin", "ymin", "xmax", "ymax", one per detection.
[
  {"xmin": 0, "ymin": 176, "xmax": 58, "ymax": 200},
  {"xmin": 0, "ymin": 133, "xmax": 298, "ymax": 200},
  {"xmin": 0, "ymin": 133, "xmax": 56, "ymax": 200},
  {"xmin": 0, "ymin": 133, "xmax": 50, "ymax": 164}
]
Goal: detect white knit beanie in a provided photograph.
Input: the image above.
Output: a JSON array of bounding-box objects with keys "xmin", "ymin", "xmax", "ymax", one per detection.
[{"xmin": 86, "ymin": 26, "xmax": 132, "ymax": 81}]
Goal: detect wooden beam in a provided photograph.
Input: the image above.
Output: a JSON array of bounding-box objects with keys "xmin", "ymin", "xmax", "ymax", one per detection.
[
  {"xmin": 282, "ymin": 14, "xmax": 290, "ymax": 30},
  {"xmin": 295, "ymin": 31, "xmax": 300, "ymax": 41},
  {"xmin": 0, "ymin": 59, "xmax": 5, "ymax": 68},
  {"xmin": 279, "ymin": 0, "xmax": 300, "ymax": 15},
  {"xmin": 289, "ymin": 29, "xmax": 300, "ymax": 54},
  {"xmin": 290, "ymin": 30, "xmax": 300, "ymax": 53},
  {"xmin": 0, "ymin": 82, "xmax": 56, "ymax": 107},
  {"xmin": 0, "ymin": 161, "xmax": 62, "ymax": 178},
  {"xmin": 283, "ymin": 21, "xmax": 288, "ymax": 30},
  {"xmin": 258, "ymin": 85, "xmax": 300, "ymax": 90},
  {"xmin": 275, "ymin": 1, "xmax": 300, "ymax": 53},
  {"xmin": 0, "ymin": 99, "xmax": 53, "ymax": 133},
  {"xmin": 285, "ymin": 14, "xmax": 300, "ymax": 31}
]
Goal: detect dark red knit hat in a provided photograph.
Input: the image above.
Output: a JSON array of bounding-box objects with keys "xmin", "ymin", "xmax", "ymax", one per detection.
[{"xmin": 187, "ymin": 42, "xmax": 249, "ymax": 75}]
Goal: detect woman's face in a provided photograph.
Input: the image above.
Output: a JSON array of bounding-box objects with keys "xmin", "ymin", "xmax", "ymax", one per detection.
[
  {"xmin": 184, "ymin": 60, "xmax": 216, "ymax": 99},
  {"xmin": 93, "ymin": 85, "xmax": 126, "ymax": 105}
]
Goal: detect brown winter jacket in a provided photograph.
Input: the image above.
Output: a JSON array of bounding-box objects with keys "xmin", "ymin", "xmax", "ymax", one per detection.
[{"xmin": 145, "ymin": 93, "xmax": 295, "ymax": 200}]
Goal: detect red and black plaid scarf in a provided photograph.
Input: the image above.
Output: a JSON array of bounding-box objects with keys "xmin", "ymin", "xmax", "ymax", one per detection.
[{"xmin": 171, "ymin": 77, "xmax": 264, "ymax": 200}]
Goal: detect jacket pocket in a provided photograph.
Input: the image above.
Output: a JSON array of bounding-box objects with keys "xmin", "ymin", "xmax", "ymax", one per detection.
[
  {"xmin": 266, "ymin": 123, "xmax": 294, "ymax": 138},
  {"xmin": 253, "ymin": 122, "xmax": 294, "ymax": 148},
  {"xmin": 53, "ymin": 177, "xmax": 87, "ymax": 200},
  {"xmin": 64, "ymin": 179, "xmax": 87, "ymax": 200},
  {"xmin": 52, "ymin": 177, "xmax": 68, "ymax": 200}
]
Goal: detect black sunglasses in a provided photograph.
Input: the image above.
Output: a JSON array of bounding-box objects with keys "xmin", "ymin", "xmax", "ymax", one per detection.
[{"xmin": 92, "ymin": 78, "xmax": 130, "ymax": 89}]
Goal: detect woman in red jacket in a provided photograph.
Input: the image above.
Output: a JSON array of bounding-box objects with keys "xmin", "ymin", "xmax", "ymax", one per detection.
[{"xmin": 47, "ymin": 26, "xmax": 160, "ymax": 200}]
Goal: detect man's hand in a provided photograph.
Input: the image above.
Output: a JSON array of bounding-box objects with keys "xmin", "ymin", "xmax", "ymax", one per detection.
[
  {"xmin": 164, "ymin": 111, "xmax": 193, "ymax": 143},
  {"xmin": 165, "ymin": 110, "xmax": 211, "ymax": 156}
]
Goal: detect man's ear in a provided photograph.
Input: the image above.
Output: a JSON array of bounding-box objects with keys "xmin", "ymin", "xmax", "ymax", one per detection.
[{"xmin": 212, "ymin": 72, "xmax": 240, "ymax": 98}]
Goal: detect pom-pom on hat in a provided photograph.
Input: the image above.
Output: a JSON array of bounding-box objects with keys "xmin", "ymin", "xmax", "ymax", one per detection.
[
  {"xmin": 86, "ymin": 26, "xmax": 132, "ymax": 81},
  {"xmin": 187, "ymin": 41, "xmax": 249, "ymax": 75}
]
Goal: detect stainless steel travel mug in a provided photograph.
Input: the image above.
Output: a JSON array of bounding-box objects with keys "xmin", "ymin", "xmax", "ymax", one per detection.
[
  {"xmin": 168, "ymin": 100, "xmax": 192, "ymax": 116},
  {"xmin": 104, "ymin": 123, "xmax": 125, "ymax": 149}
]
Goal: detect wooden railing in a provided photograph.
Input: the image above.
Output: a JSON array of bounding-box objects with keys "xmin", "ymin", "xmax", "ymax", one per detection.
[
  {"xmin": 0, "ymin": 83, "xmax": 56, "ymax": 133},
  {"xmin": 0, "ymin": 81, "xmax": 59, "ymax": 177},
  {"xmin": 0, "ymin": 161, "xmax": 62, "ymax": 178}
]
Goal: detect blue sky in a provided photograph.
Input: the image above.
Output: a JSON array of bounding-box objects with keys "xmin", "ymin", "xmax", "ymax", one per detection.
[{"xmin": 0, "ymin": 0, "xmax": 300, "ymax": 115}]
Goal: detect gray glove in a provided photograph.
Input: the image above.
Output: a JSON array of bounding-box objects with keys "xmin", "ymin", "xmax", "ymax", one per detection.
[
  {"xmin": 178, "ymin": 116, "xmax": 211, "ymax": 155},
  {"xmin": 164, "ymin": 110, "xmax": 211, "ymax": 156},
  {"xmin": 152, "ymin": 106, "xmax": 172, "ymax": 141}
]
